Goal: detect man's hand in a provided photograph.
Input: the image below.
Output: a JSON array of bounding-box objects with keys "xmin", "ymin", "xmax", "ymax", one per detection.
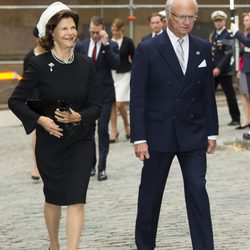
[
  {"xmin": 230, "ymin": 23, "xmax": 239, "ymax": 36},
  {"xmin": 99, "ymin": 30, "xmax": 109, "ymax": 46},
  {"xmin": 213, "ymin": 68, "xmax": 221, "ymax": 77},
  {"xmin": 207, "ymin": 139, "xmax": 217, "ymax": 154},
  {"xmin": 134, "ymin": 142, "xmax": 150, "ymax": 161}
]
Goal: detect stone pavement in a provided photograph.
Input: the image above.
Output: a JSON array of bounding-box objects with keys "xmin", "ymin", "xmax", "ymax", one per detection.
[{"xmin": 0, "ymin": 97, "xmax": 250, "ymax": 250}]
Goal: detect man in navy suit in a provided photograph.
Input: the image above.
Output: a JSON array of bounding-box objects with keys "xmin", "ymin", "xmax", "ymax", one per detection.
[
  {"xmin": 141, "ymin": 13, "xmax": 164, "ymax": 41},
  {"xmin": 75, "ymin": 16, "xmax": 120, "ymax": 181},
  {"xmin": 130, "ymin": 0, "xmax": 218, "ymax": 249}
]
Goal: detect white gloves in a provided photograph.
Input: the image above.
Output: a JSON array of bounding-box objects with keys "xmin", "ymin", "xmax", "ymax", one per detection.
[{"xmin": 230, "ymin": 23, "xmax": 239, "ymax": 36}]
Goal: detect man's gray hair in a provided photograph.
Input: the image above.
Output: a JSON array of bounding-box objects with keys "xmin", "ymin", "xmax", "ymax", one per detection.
[{"xmin": 165, "ymin": 0, "xmax": 198, "ymax": 19}]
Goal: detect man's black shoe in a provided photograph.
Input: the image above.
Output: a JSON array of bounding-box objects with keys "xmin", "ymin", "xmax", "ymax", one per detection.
[
  {"xmin": 228, "ymin": 120, "xmax": 240, "ymax": 126},
  {"xmin": 90, "ymin": 168, "xmax": 96, "ymax": 176},
  {"xmin": 98, "ymin": 171, "xmax": 108, "ymax": 181},
  {"xmin": 243, "ymin": 132, "xmax": 250, "ymax": 140}
]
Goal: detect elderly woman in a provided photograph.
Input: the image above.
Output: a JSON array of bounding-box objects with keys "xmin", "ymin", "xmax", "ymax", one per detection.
[{"xmin": 8, "ymin": 2, "xmax": 101, "ymax": 250}]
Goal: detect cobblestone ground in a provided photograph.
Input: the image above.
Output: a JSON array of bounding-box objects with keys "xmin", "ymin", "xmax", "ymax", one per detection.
[{"xmin": 0, "ymin": 104, "xmax": 249, "ymax": 250}]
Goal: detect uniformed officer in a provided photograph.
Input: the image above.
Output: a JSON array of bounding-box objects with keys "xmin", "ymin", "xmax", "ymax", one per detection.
[{"xmin": 209, "ymin": 10, "xmax": 241, "ymax": 126}]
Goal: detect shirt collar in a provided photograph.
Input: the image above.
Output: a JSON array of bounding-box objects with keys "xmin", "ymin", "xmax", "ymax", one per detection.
[
  {"xmin": 167, "ymin": 27, "xmax": 188, "ymax": 43},
  {"xmin": 90, "ymin": 38, "xmax": 101, "ymax": 46},
  {"xmin": 216, "ymin": 27, "xmax": 225, "ymax": 35}
]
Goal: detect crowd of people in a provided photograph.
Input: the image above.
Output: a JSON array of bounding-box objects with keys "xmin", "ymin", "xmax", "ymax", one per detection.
[{"xmin": 8, "ymin": 0, "xmax": 250, "ymax": 249}]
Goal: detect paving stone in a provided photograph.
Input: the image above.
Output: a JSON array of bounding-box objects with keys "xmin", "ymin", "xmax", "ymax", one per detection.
[{"xmin": 0, "ymin": 97, "xmax": 249, "ymax": 249}]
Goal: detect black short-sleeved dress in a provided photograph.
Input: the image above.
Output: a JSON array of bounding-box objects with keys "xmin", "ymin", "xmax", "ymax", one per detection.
[{"xmin": 8, "ymin": 51, "xmax": 101, "ymax": 205}]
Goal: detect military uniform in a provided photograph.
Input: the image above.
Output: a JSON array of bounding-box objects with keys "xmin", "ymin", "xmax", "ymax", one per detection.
[{"xmin": 210, "ymin": 10, "xmax": 240, "ymax": 125}]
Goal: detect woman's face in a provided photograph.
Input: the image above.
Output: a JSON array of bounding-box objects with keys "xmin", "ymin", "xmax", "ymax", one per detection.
[
  {"xmin": 52, "ymin": 17, "xmax": 77, "ymax": 49},
  {"xmin": 111, "ymin": 25, "xmax": 123, "ymax": 39},
  {"xmin": 243, "ymin": 15, "xmax": 250, "ymax": 31}
]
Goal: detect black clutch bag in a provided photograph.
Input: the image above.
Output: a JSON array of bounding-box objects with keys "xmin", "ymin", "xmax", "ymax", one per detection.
[
  {"xmin": 26, "ymin": 99, "xmax": 69, "ymax": 119},
  {"xmin": 27, "ymin": 99, "xmax": 81, "ymax": 137}
]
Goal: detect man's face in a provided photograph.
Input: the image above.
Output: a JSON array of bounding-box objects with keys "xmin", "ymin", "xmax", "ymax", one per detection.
[
  {"xmin": 167, "ymin": 0, "xmax": 197, "ymax": 37},
  {"xmin": 150, "ymin": 16, "xmax": 163, "ymax": 34},
  {"xmin": 89, "ymin": 22, "xmax": 103, "ymax": 42},
  {"xmin": 213, "ymin": 19, "xmax": 226, "ymax": 30}
]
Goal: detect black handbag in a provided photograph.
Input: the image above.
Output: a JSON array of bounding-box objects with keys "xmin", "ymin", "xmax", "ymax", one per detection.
[{"xmin": 27, "ymin": 99, "xmax": 81, "ymax": 137}]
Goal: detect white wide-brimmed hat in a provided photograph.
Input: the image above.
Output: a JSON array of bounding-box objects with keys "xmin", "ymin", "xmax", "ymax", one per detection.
[{"xmin": 37, "ymin": 1, "xmax": 71, "ymax": 38}]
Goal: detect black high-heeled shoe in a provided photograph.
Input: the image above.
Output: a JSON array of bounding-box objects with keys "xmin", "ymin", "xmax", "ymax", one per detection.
[
  {"xmin": 110, "ymin": 132, "xmax": 119, "ymax": 143},
  {"xmin": 235, "ymin": 124, "xmax": 250, "ymax": 130},
  {"xmin": 31, "ymin": 175, "xmax": 40, "ymax": 181},
  {"xmin": 126, "ymin": 134, "xmax": 131, "ymax": 139}
]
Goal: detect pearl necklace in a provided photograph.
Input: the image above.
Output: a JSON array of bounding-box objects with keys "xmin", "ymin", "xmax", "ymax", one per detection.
[{"xmin": 51, "ymin": 49, "xmax": 74, "ymax": 64}]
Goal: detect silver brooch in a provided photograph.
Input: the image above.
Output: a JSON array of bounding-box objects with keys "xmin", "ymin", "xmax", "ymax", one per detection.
[
  {"xmin": 196, "ymin": 51, "xmax": 200, "ymax": 55},
  {"xmin": 48, "ymin": 62, "xmax": 55, "ymax": 72}
]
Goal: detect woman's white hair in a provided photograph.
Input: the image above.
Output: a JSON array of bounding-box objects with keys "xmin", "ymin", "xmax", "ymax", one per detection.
[{"xmin": 165, "ymin": 0, "xmax": 198, "ymax": 19}]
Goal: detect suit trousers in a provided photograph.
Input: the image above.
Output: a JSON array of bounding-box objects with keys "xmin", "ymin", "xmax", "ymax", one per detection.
[
  {"xmin": 135, "ymin": 149, "xmax": 214, "ymax": 250},
  {"xmin": 214, "ymin": 75, "xmax": 240, "ymax": 122},
  {"xmin": 97, "ymin": 102, "xmax": 112, "ymax": 171}
]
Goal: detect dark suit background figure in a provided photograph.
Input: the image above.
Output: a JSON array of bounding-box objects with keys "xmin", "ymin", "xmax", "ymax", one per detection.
[
  {"xmin": 75, "ymin": 16, "xmax": 120, "ymax": 181},
  {"xmin": 130, "ymin": 1, "xmax": 218, "ymax": 249},
  {"xmin": 209, "ymin": 28, "xmax": 240, "ymax": 125},
  {"xmin": 141, "ymin": 12, "xmax": 164, "ymax": 41}
]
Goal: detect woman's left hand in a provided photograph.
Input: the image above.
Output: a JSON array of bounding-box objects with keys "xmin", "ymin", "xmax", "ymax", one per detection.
[{"xmin": 55, "ymin": 108, "xmax": 81, "ymax": 124}]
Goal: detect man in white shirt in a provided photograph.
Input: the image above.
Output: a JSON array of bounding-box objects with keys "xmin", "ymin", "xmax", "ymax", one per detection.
[
  {"xmin": 75, "ymin": 16, "xmax": 120, "ymax": 181},
  {"xmin": 141, "ymin": 12, "xmax": 164, "ymax": 41},
  {"xmin": 130, "ymin": 0, "xmax": 218, "ymax": 249}
]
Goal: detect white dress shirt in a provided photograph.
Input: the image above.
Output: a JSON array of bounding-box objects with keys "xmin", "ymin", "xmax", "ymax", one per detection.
[
  {"xmin": 88, "ymin": 39, "xmax": 102, "ymax": 59},
  {"xmin": 167, "ymin": 28, "xmax": 189, "ymax": 74},
  {"xmin": 152, "ymin": 29, "xmax": 163, "ymax": 38}
]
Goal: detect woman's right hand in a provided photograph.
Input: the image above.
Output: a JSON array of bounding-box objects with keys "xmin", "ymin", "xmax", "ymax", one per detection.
[
  {"xmin": 37, "ymin": 116, "xmax": 63, "ymax": 138},
  {"xmin": 236, "ymin": 71, "xmax": 241, "ymax": 79}
]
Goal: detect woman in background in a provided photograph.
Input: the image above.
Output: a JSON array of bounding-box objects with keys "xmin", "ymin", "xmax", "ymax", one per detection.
[
  {"xmin": 109, "ymin": 18, "xmax": 135, "ymax": 142},
  {"xmin": 233, "ymin": 12, "xmax": 250, "ymax": 139},
  {"xmin": 236, "ymin": 12, "xmax": 250, "ymax": 130}
]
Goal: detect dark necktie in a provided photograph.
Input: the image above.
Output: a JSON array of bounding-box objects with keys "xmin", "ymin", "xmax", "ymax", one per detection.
[{"xmin": 92, "ymin": 42, "xmax": 97, "ymax": 63}]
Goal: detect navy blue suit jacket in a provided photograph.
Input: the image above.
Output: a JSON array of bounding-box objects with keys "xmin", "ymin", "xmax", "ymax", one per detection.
[
  {"xmin": 130, "ymin": 30, "xmax": 219, "ymax": 152},
  {"xmin": 209, "ymin": 29, "xmax": 233, "ymax": 76},
  {"xmin": 75, "ymin": 39, "xmax": 120, "ymax": 103}
]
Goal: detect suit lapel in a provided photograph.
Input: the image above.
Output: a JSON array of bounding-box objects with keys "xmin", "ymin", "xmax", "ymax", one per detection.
[
  {"xmin": 184, "ymin": 34, "xmax": 202, "ymax": 82},
  {"xmin": 175, "ymin": 34, "xmax": 206, "ymax": 95},
  {"xmin": 157, "ymin": 31, "xmax": 184, "ymax": 80}
]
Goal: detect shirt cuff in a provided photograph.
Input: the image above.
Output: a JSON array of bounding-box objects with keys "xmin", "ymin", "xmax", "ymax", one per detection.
[
  {"xmin": 134, "ymin": 140, "xmax": 147, "ymax": 144},
  {"xmin": 208, "ymin": 135, "xmax": 217, "ymax": 140}
]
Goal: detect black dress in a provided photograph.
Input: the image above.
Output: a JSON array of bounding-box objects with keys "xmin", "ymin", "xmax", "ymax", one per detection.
[{"xmin": 8, "ymin": 51, "xmax": 101, "ymax": 205}]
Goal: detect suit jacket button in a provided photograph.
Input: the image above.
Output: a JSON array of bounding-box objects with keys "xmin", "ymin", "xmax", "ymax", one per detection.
[
  {"xmin": 174, "ymin": 115, "xmax": 177, "ymax": 119},
  {"xmin": 166, "ymin": 81, "xmax": 170, "ymax": 85},
  {"xmin": 197, "ymin": 81, "xmax": 201, "ymax": 84},
  {"xmin": 190, "ymin": 114, "xmax": 195, "ymax": 119}
]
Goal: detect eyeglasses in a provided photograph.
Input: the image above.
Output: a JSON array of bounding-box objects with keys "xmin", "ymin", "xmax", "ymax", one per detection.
[
  {"xmin": 171, "ymin": 12, "xmax": 198, "ymax": 23},
  {"xmin": 89, "ymin": 31, "xmax": 100, "ymax": 35}
]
